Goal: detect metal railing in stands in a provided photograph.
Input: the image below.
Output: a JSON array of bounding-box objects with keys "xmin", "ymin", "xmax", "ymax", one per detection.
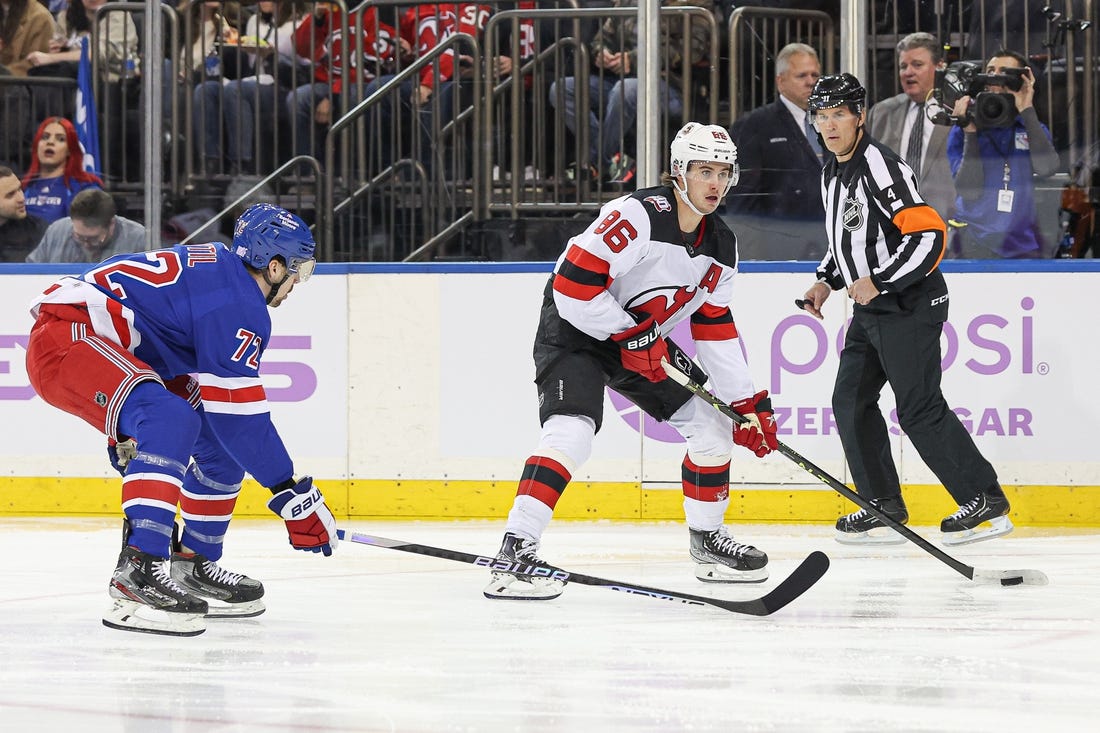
[
  {"xmin": 727, "ymin": 7, "xmax": 836, "ymax": 125},
  {"xmin": 24, "ymin": 1, "xmax": 1092, "ymax": 260},
  {"xmin": 480, "ymin": 4, "xmax": 719, "ymax": 220}
]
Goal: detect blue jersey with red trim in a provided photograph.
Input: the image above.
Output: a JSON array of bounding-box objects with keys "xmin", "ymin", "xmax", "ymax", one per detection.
[{"xmin": 30, "ymin": 242, "xmax": 293, "ymax": 487}]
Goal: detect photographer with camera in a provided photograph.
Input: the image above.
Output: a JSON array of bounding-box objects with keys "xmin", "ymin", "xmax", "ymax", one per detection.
[{"xmin": 946, "ymin": 50, "xmax": 1059, "ymax": 258}]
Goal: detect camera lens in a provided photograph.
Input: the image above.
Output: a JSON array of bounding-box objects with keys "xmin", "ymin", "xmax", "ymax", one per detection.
[{"xmin": 974, "ymin": 92, "xmax": 1016, "ymax": 128}]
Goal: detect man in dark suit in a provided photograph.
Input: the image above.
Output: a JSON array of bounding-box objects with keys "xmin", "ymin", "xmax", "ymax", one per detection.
[
  {"xmin": 866, "ymin": 32, "xmax": 954, "ymax": 222},
  {"xmin": 726, "ymin": 43, "xmax": 826, "ymax": 260}
]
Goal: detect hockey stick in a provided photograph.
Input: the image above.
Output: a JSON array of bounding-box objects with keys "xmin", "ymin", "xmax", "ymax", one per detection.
[
  {"xmin": 335, "ymin": 530, "xmax": 829, "ymax": 616},
  {"xmin": 660, "ymin": 361, "xmax": 1048, "ymax": 587}
]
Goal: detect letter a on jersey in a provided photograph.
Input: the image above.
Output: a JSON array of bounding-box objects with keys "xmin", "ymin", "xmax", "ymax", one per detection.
[{"xmin": 842, "ymin": 197, "xmax": 865, "ymax": 232}]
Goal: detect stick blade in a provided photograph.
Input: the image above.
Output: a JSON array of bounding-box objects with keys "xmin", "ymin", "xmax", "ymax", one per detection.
[
  {"xmin": 971, "ymin": 568, "xmax": 1049, "ymax": 586},
  {"xmin": 721, "ymin": 550, "xmax": 831, "ymax": 616}
]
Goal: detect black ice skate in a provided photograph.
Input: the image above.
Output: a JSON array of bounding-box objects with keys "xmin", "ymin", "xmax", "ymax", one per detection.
[
  {"xmin": 103, "ymin": 546, "xmax": 208, "ymax": 637},
  {"xmin": 834, "ymin": 496, "xmax": 909, "ymax": 545},
  {"xmin": 171, "ymin": 551, "xmax": 266, "ymax": 618},
  {"xmin": 941, "ymin": 487, "xmax": 1013, "ymax": 546},
  {"xmin": 689, "ymin": 526, "xmax": 769, "ymax": 583},
  {"xmin": 482, "ymin": 532, "xmax": 566, "ymax": 601}
]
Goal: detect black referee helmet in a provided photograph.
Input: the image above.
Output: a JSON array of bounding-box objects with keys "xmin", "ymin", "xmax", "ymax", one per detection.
[{"xmin": 807, "ymin": 73, "xmax": 866, "ymax": 116}]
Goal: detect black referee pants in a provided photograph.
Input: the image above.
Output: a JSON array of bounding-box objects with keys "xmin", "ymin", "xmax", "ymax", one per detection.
[{"xmin": 831, "ymin": 277, "xmax": 997, "ymax": 506}]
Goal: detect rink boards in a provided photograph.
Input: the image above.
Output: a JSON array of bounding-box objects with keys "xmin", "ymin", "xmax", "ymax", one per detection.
[{"xmin": 1, "ymin": 260, "xmax": 1098, "ymax": 525}]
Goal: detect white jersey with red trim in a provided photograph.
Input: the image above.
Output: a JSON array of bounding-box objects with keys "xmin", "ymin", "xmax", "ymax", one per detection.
[
  {"xmin": 549, "ymin": 185, "xmax": 756, "ymax": 403},
  {"xmin": 29, "ymin": 243, "xmax": 293, "ymax": 487}
]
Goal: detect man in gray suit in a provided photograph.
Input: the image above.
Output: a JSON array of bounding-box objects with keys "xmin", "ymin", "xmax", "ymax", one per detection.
[{"xmin": 866, "ymin": 33, "xmax": 954, "ymax": 222}]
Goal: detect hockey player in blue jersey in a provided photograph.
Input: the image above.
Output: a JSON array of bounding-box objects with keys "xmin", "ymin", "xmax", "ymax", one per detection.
[{"xmin": 25, "ymin": 203, "xmax": 338, "ymax": 637}]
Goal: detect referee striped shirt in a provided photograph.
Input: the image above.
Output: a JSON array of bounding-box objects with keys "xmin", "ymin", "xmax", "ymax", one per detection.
[{"xmin": 816, "ymin": 132, "xmax": 945, "ymax": 293}]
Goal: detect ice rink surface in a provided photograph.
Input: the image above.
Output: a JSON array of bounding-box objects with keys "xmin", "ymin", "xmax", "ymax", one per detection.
[{"xmin": 0, "ymin": 517, "xmax": 1096, "ymax": 733}]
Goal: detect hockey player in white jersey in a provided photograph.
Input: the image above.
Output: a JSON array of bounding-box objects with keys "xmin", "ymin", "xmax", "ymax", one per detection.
[{"xmin": 485, "ymin": 122, "xmax": 779, "ymax": 600}]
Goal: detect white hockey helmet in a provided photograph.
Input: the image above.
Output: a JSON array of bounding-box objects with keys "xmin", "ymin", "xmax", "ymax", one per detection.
[{"xmin": 669, "ymin": 122, "xmax": 740, "ymax": 196}]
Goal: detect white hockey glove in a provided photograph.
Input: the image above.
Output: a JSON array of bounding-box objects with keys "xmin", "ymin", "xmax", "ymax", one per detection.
[{"xmin": 267, "ymin": 476, "xmax": 339, "ymax": 556}]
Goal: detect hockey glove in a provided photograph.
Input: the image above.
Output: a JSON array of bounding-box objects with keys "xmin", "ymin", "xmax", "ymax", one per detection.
[
  {"xmin": 267, "ymin": 477, "xmax": 339, "ymax": 556},
  {"xmin": 730, "ymin": 390, "xmax": 778, "ymax": 458},
  {"xmin": 611, "ymin": 315, "xmax": 670, "ymax": 383},
  {"xmin": 107, "ymin": 437, "xmax": 139, "ymax": 477}
]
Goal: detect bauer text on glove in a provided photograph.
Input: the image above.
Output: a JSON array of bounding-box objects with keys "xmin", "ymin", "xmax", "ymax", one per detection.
[
  {"xmin": 267, "ymin": 477, "xmax": 339, "ymax": 556},
  {"xmin": 611, "ymin": 315, "xmax": 670, "ymax": 382},
  {"xmin": 730, "ymin": 390, "xmax": 778, "ymax": 458}
]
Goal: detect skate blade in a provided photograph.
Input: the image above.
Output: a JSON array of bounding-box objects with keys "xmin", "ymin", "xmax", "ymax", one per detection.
[
  {"xmin": 204, "ymin": 599, "xmax": 266, "ymax": 618},
  {"xmin": 102, "ymin": 599, "xmax": 206, "ymax": 637},
  {"xmin": 693, "ymin": 563, "xmax": 768, "ymax": 584},
  {"xmin": 834, "ymin": 527, "xmax": 907, "ymax": 545},
  {"xmin": 483, "ymin": 574, "xmax": 563, "ymax": 601},
  {"xmin": 942, "ymin": 516, "xmax": 1014, "ymax": 546}
]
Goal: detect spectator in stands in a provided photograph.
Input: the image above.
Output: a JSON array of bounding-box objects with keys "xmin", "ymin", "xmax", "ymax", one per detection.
[
  {"xmin": 167, "ymin": 1, "xmax": 241, "ymax": 143},
  {"xmin": 25, "ymin": 0, "xmax": 141, "ymax": 175},
  {"xmin": 26, "ymin": 187, "xmax": 146, "ymax": 263},
  {"xmin": 947, "ymin": 49, "xmax": 1059, "ymax": 258},
  {"xmin": 284, "ymin": 2, "xmax": 399, "ymax": 179},
  {"xmin": 24, "ymin": 0, "xmax": 140, "ymax": 95},
  {"xmin": 725, "ymin": 42, "xmax": 825, "ymax": 260},
  {"xmin": 549, "ymin": 0, "xmax": 713, "ymax": 185},
  {"xmin": 21, "ymin": 116, "xmax": 103, "ymax": 224},
  {"xmin": 0, "ymin": 0, "xmax": 54, "ymax": 77},
  {"xmin": 362, "ymin": 3, "xmax": 534, "ymax": 178},
  {"xmin": 193, "ymin": 0, "xmax": 309, "ymax": 177},
  {"xmin": 866, "ymin": 32, "xmax": 954, "ymax": 222},
  {"xmin": 0, "ymin": 164, "xmax": 47, "ymax": 261},
  {"xmin": 0, "ymin": 0, "xmax": 54, "ymax": 165}
]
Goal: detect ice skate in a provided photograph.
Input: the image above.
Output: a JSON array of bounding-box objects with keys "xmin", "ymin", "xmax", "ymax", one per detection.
[
  {"xmin": 941, "ymin": 488, "xmax": 1013, "ymax": 546},
  {"xmin": 689, "ymin": 526, "xmax": 769, "ymax": 583},
  {"xmin": 482, "ymin": 532, "xmax": 566, "ymax": 601},
  {"xmin": 834, "ymin": 496, "xmax": 909, "ymax": 545},
  {"xmin": 171, "ymin": 551, "xmax": 265, "ymax": 618},
  {"xmin": 103, "ymin": 546, "xmax": 208, "ymax": 637}
]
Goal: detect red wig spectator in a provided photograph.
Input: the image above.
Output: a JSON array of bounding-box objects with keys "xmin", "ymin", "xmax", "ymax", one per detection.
[{"xmin": 21, "ymin": 116, "xmax": 104, "ymax": 224}]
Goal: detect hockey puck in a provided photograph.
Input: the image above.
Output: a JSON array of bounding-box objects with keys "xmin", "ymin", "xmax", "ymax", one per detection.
[{"xmin": 1001, "ymin": 576, "xmax": 1024, "ymax": 586}]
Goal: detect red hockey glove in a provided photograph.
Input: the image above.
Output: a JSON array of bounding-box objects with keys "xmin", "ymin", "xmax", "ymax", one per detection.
[
  {"xmin": 730, "ymin": 390, "xmax": 778, "ymax": 458},
  {"xmin": 267, "ymin": 477, "xmax": 339, "ymax": 556},
  {"xmin": 611, "ymin": 315, "xmax": 670, "ymax": 382}
]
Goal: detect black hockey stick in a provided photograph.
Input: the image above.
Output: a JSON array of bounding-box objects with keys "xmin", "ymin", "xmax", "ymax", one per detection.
[
  {"xmin": 336, "ymin": 530, "xmax": 829, "ymax": 616},
  {"xmin": 660, "ymin": 361, "xmax": 1048, "ymax": 587}
]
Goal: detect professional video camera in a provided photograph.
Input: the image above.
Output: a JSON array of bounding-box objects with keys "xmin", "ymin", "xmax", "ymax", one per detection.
[{"xmin": 930, "ymin": 60, "xmax": 1027, "ymax": 129}]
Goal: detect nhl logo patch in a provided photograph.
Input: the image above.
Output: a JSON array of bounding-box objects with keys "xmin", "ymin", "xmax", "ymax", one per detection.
[
  {"xmin": 842, "ymin": 197, "xmax": 864, "ymax": 231},
  {"xmin": 644, "ymin": 195, "xmax": 672, "ymax": 212},
  {"xmin": 94, "ymin": 391, "xmax": 108, "ymax": 407}
]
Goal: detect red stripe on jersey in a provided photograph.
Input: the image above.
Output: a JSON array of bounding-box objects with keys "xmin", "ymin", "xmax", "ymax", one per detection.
[
  {"xmin": 552, "ymin": 244, "xmax": 612, "ymax": 301},
  {"xmin": 122, "ymin": 478, "xmax": 181, "ymax": 507},
  {"xmin": 516, "ymin": 455, "xmax": 571, "ymax": 509},
  {"xmin": 690, "ymin": 304, "xmax": 738, "ymax": 341},
  {"xmin": 200, "ymin": 384, "xmax": 268, "ymax": 404},
  {"xmin": 106, "ymin": 297, "xmax": 131, "ymax": 349},
  {"xmin": 180, "ymin": 493, "xmax": 239, "ymax": 519},
  {"xmin": 563, "ymin": 243, "xmax": 611, "ymax": 276},
  {"xmin": 682, "ymin": 456, "xmax": 730, "ymax": 502}
]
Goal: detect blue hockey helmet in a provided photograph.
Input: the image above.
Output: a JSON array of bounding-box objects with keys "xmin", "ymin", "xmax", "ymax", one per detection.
[{"xmin": 233, "ymin": 203, "xmax": 316, "ymax": 281}]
